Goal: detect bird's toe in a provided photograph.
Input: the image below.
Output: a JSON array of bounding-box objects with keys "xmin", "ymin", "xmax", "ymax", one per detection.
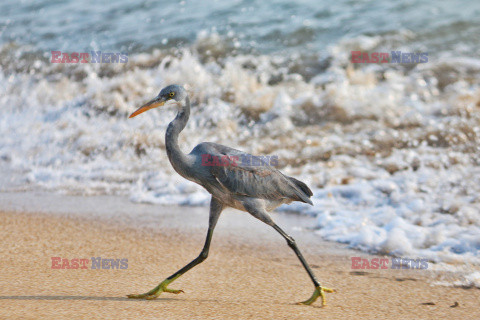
[
  {"xmin": 298, "ymin": 285, "xmax": 335, "ymax": 306},
  {"xmin": 126, "ymin": 280, "xmax": 184, "ymax": 300},
  {"xmin": 127, "ymin": 293, "xmax": 149, "ymax": 299}
]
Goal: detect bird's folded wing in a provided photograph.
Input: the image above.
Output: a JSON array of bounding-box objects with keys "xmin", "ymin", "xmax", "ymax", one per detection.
[
  {"xmin": 193, "ymin": 142, "xmax": 312, "ymax": 203},
  {"xmin": 210, "ymin": 162, "xmax": 296, "ymax": 201}
]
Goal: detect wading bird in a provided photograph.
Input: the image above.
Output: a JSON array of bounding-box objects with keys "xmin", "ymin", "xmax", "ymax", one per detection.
[{"xmin": 127, "ymin": 84, "xmax": 334, "ymax": 306}]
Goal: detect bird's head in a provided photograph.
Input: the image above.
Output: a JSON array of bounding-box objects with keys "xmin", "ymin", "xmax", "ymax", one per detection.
[{"xmin": 129, "ymin": 84, "xmax": 187, "ymax": 118}]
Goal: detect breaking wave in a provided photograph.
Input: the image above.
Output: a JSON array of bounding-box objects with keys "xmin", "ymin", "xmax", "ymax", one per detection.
[{"xmin": 1, "ymin": 31, "xmax": 480, "ymax": 287}]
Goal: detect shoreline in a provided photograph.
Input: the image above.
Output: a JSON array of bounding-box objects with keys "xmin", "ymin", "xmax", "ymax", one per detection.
[{"xmin": 1, "ymin": 191, "xmax": 479, "ymax": 319}]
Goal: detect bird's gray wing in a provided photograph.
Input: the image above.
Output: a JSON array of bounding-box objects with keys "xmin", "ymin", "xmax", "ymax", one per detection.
[{"xmin": 199, "ymin": 143, "xmax": 313, "ymax": 204}]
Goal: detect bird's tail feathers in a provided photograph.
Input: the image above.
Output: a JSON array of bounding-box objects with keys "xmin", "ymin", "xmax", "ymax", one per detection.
[{"xmin": 288, "ymin": 176, "xmax": 314, "ymax": 205}]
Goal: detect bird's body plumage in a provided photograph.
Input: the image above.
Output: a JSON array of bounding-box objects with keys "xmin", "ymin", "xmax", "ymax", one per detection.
[
  {"xmin": 181, "ymin": 141, "xmax": 313, "ymax": 212},
  {"xmin": 127, "ymin": 84, "xmax": 333, "ymax": 306}
]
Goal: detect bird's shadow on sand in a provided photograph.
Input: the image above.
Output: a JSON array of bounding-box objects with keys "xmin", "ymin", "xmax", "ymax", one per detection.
[
  {"xmin": 0, "ymin": 295, "xmax": 186, "ymax": 302},
  {"xmin": 0, "ymin": 295, "xmax": 311, "ymax": 306}
]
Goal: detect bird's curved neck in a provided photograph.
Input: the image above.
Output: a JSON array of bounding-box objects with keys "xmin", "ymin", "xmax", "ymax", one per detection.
[{"xmin": 165, "ymin": 97, "xmax": 192, "ymax": 177}]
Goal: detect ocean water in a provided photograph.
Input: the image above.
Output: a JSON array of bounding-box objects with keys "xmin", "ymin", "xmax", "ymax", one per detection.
[{"xmin": 1, "ymin": 0, "xmax": 480, "ymax": 286}]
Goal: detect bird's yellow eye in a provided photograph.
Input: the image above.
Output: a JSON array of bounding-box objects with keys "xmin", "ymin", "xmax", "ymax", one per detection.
[{"xmin": 169, "ymin": 92, "xmax": 175, "ymax": 98}]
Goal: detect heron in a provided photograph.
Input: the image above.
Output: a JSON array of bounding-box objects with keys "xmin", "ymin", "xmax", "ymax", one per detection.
[{"xmin": 127, "ymin": 84, "xmax": 334, "ymax": 306}]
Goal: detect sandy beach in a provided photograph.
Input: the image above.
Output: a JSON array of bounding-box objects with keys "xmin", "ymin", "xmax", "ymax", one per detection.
[
  {"xmin": 0, "ymin": 192, "xmax": 478, "ymax": 319},
  {"xmin": 2, "ymin": 0, "xmax": 480, "ymax": 318}
]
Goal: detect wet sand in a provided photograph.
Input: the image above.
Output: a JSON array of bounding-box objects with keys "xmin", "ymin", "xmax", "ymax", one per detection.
[{"xmin": 0, "ymin": 192, "xmax": 479, "ymax": 319}]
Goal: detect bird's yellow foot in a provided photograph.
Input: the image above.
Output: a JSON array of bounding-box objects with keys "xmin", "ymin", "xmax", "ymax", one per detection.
[
  {"xmin": 298, "ymin": 286, "xmax": 335, "ymax": 306},
  {"xmin": 127, "ymin": 279, "xmax": 184, "ymax": 300}
]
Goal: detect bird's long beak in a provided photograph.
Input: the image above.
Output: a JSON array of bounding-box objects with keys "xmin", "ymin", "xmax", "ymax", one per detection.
[{"xmin": 129, "ymin": 96, "xmax": 166, "ymax": 118}]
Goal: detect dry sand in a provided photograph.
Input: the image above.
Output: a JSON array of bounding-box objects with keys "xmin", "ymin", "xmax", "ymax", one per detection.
[{"xmin": 0, "ymin": 192, "xmax": 479, "ymax": 319}]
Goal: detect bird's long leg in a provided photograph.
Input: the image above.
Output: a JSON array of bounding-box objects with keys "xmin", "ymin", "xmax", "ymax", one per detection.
[
  {"xmin": 242, "ymin": 200, "xmax": 334, "ymax": 306},
  {"xmin": 271, "ymin": 223, "xmax": 334, "ymax": 306},
  {"xmin": 127, "ymin": 197, "xmax": 223, "ymax": 300}
]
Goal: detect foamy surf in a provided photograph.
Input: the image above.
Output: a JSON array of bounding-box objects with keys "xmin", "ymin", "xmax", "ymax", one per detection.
[{"xmin": 1, "ymin": 31, "xmax": 480, "ymax": 287}]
